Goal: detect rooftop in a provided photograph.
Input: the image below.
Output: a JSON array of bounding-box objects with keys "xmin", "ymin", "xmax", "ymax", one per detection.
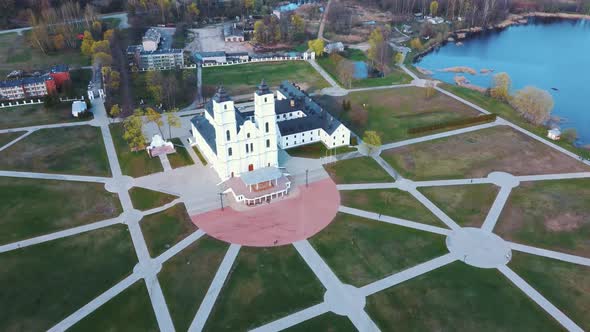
[{"xmin": 240, "ymin": 166, "xmax": 284, "ymax": 186}]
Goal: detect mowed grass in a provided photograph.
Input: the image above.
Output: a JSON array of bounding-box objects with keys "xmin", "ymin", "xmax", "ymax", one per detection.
[
  {"xmin": 366, "ymin": 261, "xmax": 562, "ymax": 331},
  {"xmin": 286, "ymin": 142, "xmax": 356, "ymax": 159},
  {"xmin": 0, "ymin": 32, "xmax": 89, "ymax": 76},
  {"xmin": 283, "ymin": 312, "xmax": 356, "ymax": 332},
  {"xmin": 340, "ymin": 189, "xmax": 443, "ymax": 227},
  {"xmin": 324, "ymin": 157, "xmax": 392, "ymax": 184},
  {"xmin": 496, "ymin": 179, "xmax": 590, "ymax": 257},
  {"xmin": 140, "ymin": 203, "xmax": 197, "ymax": 258},
  {"xmin": 0, "ymin": 104, "xmax": 87, "ymax": 130},
  {"xmin": 70, "ymin": 281, "xmax": 159, "ymax": 332},
  {"xmin": 129, "ymin": 186, "xmax": 178, "ymax": 211},
  {"xmin": 0, "ymin": 131, "xmax": 24, "ymax": 147},
  {"xmin": 383, "ymin": 125, "xmax": 590, "ymax": 180},
  {"xmin": 168, "ymin": 138, "xmax": 194, "ymax": 168},
  {"xmin": 202, "ymin": 61, "xmax": 330, "ymax": 96},
  {"xmin": 314, "ymin": 87, "xmax": 481, "ymax": 143},
  {"xmin": 110, "ymin": 123, "xmax": 163, "ymax": 177},
  {"xmin": 510, "ymin": 252, "xmax": 590, "ymax": 330},
  {"xmin": 159, "ymin": 236, "xmax": 229, "ymax": 331},
  {"xmin": 0, "ymin": 225, "xmax": 137, "ymax": 331},
  {"xmin": 0, "ymin": 177, "xmax": 121, "ymax": 245},
  {"xmin": 419, "ymin": 184, "xmax": 500, "ymax": 227},
  {"xmin": 0, "ymin": 125, "xmax": 111, "ymax": 176},
  {"xmin": 204, "ymin": 246, "xmax": 325, "ymax": 331},
  {"xmin": 310, "ymin": 213, "xmax": 447, "ymax": 287},
  {"xmin": 192, "ymin": 146, "xmax": 208, "ymax": 165}
]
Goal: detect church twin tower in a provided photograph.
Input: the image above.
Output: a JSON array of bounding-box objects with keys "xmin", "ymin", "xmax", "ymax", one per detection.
[{"xmin": 211, "ymin": 81, "xmax": 278, "ymax": 179}]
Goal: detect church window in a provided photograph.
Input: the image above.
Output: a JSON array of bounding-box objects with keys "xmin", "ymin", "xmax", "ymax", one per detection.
[
  {"xmin": 264, "ymin": 97, "xmax": 268, "ymax": 102},
  {"xmin": 228, "ymin": 147, "xmax": 232, "ymax": 156},
  {"xmin": 247, "ymin": 133, "xmax": 250, "ymax": 138},
  {"xmin": 226, "ymin": 130, "xmax": 230, "ymax": 141},
  {"xmin": 265, "ymin": 122, "xmax": 269, "ymax": 133},
  {"xmin": 246, "ymin": 144, "xmax": 249, "ymax": 153},
  {"xmin": 224, "ymin": 104, "xmax": 227, "ymax": 110},
  {"xmin": 250, "ymin": 143, "xmax": 254, "ymax": 152},
  {"xmin": 266, "ymin": 139, "xmax": 270, "ymax": 148}
]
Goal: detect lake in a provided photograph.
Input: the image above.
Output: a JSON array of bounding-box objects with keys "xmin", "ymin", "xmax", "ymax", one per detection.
[{"xmin": 416, "ymin": 17, "xmax": 590, "ymax": 145}]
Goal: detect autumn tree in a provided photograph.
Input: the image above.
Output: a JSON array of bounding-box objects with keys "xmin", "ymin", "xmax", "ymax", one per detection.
[
  {"xmin": 188, "ymin": 3, "xmax": 200, "ymax": 19},
  {"xmin": 166, "ymin": 109, "xmax": 181, "ymax": 139},
  {"xmin": 363, "ymin": 131, "xmax": 382, "ymax": 154},
  {"xmin": 490, "ymin": 72, "xmax": 511, "ymax": 101},
  {"xmin": 109, "ymin": 104, "xmax": 121, "ymax": 122},
  {"xmin": 511, "ymin": 86, "xmax": 554, "ymax": 125},
  {"xmin": 394, "ymin": 52, "xmax": 404, "ymax": 65},
  {"xmin": 81, "ymin": 31, "xmax": 95, "ymax": 56},
  {"xmin": 123, "ymin": 109, "xmax": 147, "ymax": 151},
  {"xmin": 91, "ymin": 40, "xmax": 110, "ymax": 54},
  {"xmin": 146, "ymin": 71, "xmax": 164, "ymax": 104},
  {"xmin": 562, "ymin": 128, "xmax": 578, "ymax": 143},
  {"xmin": 145, "ymin": 107, "xmax": 164, "ymax": 137},
  {"xmin": 308, "ymin": 39, "xmax": 325, "ymax": 57},
  {"xmin": 91, "ymin": 20, "xmax": 102, "ymax": 39},
  {"xmin": 410, "ymin": 38, "xmax": 423, "ymax": 50},
  {"xmin": 430, "ymin": 1, "xmax": 439, "ymax": 16},
  {"xmin": 93, "ymin": 52, "xmax": 113, "ymax": 66},
  {"xmin": 290, "ymin": 14, "xmax": 305, "ymax": 40},
  {"xmin": 337, "ymin": 59, "xmax": 355, "ymax": 89}
]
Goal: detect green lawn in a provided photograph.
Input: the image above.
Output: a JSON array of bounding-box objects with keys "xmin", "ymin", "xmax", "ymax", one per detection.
[
  {"xmin": 0, "ymin": 32, "xmax": 89, "ymax": 77},
  {"xmin": 192, "ymin": 146, "xmax": 208, "ymax": 165},
  {"xmin": 286, "ymin": 142, "xmax": 356, "ymax": 159},
  {"xmin": 202, "ymin": 61, "xmax": 330, "ymax": 96},
  {"xmin": 0, "ymin": 131, "xmax": 24, "ymax": 147},
  {"xmin": 440, "ymin": 83, "xmax": 590, "ymax": 160},
  {"xmin": 366, "ymin": 261, "xmax": 562, "ymax": 331},
  {"xmin": 324, "ymin": 157, "xmax": 392, "ymax": 184},
  {"xmin": 0, "ymin": 225, "xmax": 137, "ymax": 331},
  {"xmin": 204, "ymin": 246, "xmax": 325, "ymax": 331},
  {"xmin": 0, "ymin": 125, "xmax": 111, "ymax": 176},
  {"xmin": 159, "ymin": 236, "xmax": 229, "ymax": 331},
  {"xmin": 496, "ymin": 179, "xmax": 590, "ymax": 257},
  {"xmin": 67, "ymin": 69, "xmax": 93, "ymax": 98},
  {"xmin": 382, "ymin": 125, "xmax": 589, "ymax": 180},
  {"xmin": 0, "ymin": 103, "xmax": 89, "ymax": 130},
  {"xmin": 140, "ymin": 203, "xmax": 198, "ymax": 258},
  {"xmin": 70, "ymin": 281, "xmax": 158, "ymax": 332},
  {"xmin": 168, "ymin": 138, "xmax": 194, "ymax": 168},
  {"xmin": 419, "ymin": 184, "xmax": 500, "ymax": 227},
  {"xmin": 340, "ymin": 189, "xmax": 444, "ymax": 227},
  {"xmin": 129, "ymin": 186, "xmax": 178, "ymax": 211},
  {"xmin": 510, "ymin": 252, "xmax": 590, "ymax": 330},
  {"xmin": 314, "ymin": 87, "xmax": 482, "ymax": 143},
  {"xmin": 0, "ymin": 177, "xmax": 122, "ymax": 245},
  {"xmin": 110, "ymin": 123, "xmax": 163, "ymax": 178},
  {"xmin": 283, "ymin": 312, "xmax": 357, "ymax": 332},
  {"xmin": 310, "ymin": 213, "xmax": 448, "ymax": 287}
]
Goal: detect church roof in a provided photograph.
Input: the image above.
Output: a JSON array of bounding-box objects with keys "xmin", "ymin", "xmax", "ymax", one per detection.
[
  {"xmin": 256, "ymin": 80, "xmax": 270, "ymax": 95},
  {"xmin": 190, "ymin": 115, "xmax": 217, "ymax": 154},
  {"xmin": 212, "ymin": 86, "xmax": 231, "ymax": 103},
  {"xmin": 240, "ymin": 166, "xmax": 284, "ymax": 186}
]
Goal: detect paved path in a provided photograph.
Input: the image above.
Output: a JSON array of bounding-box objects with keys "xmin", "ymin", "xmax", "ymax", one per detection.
[
  {"xmin": 515, "ymin": 172, "xmax": 590, "ymax": 182},
  {"xmin": 251, "ymin": 303, "xmax": 330, "ymax": 332},
  {"xmin": 0, "ymin": 170, "xmax": 109, "ymax": 183},
  {"xmin": 0, "ymin": 130, "xmax": 32, "ymax": 152},
  {"xmin": 155, "ymin": 229, "xmax": 205, "ymax": 265},
  {"xmin": 307, "ymin": 59, "xmax": 342, "ymax": 90},
  {"xmin": 159, "ymin": 154, "xmax": 172, "ymax": 171},
  {"xmin": 0, "ymin": 120, "xmax": 93, "ymax": 135},
  {"xmin": 509, "ymin": 242, "xmax": 590, "ymax": 267},
  {"xmin": 372, "ymin": 155, "xmax": 401, "ymax": 180},
  {"xmin": 408, "ymin": 188, "xmax": 461, "ymax": 230},
  {"xmin": 337, "ymin": 182, "xmax": 397, "ymax": 191},
  {"xmin": 498, "ymin": 265, "xmax": 583, "ymax": 332},
  {"xmin": 188, "ymin": 244, "xmax": 241, "ymax": 332},
  {"xmin": 317, "ymin": 0, "xmax": 332, "ymax": 41},
  {"xmin": 480, "ymin": 186, "xmax": 512, "ymax": 232},
  {"xmin": 0, "ymin": 12, "xmax": 129, "ymax": 36}
]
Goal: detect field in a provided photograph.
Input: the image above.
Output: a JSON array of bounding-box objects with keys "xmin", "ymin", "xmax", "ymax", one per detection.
[
  {"xmin": 168, "ymin": 138, "xmax": 195, "ymax": 168},
  {"xmin": 496, "ymin": 178, "xmax": 590, "ymax": 257},
  {"xmin": 383, "ymin": 125, "xmax": 590, "ymax": 180},
  {"xmin": 110, "ymin": 123, "xmax": 163, "ymax": 178},
  {"xmin": 0, "ymin": 104, "xmax": 87, "ymax": 130},
  {"xmin": 0, "ymin": 131, "xmax": 24, "ymax": 147},
  {"xmin": 310, "ymin": 213, "xmax": 447, "ymax": 287},
  {"xmin": 204, "ymin": 246, "xmax": 325, "ymax": 331},
  {"xmin": 314, "ymin": 87, "xmax": 482, "ymax": 143},
  {"xmin": 202, "ymin": 61, "xmax": 330, "ymax": 97},
  {"xmin": 0, "ymin": 225, "xmax": 137, "ymax": 331},
  {"xmin": 0, "ymin": 177, "xmax": 121, "ymax": 245},
  {"xmin": 286, "ymin": 142, "xmax": 356, "ymax": 159},
  {"xmin": 140, "ymin": 203, "xmax": 198, "ymax": 257},
  {"xmin": 130, "ymin": 70, "xmax": 197, "ymax": 110},
  {"xmin": 324, "ymin": 157, "xmax": 393, "ymax": 184},
  {"xmin": 419, "ymin": 184, "xmax": 500, "ymax": 227},
  {"xmin": 0, "ymin": 125, "xmax": 111, "ymax": 176},
  {"xmin": 284, "ymin": 312, "xmax": 356, "ymax": 331},
  {"xmin": 366, "ymin": 261, "xmax": 562, "ymax": 331},
  {"xmin": 129, "ymin": 187, "xmax": 178, "ymax": 211}
]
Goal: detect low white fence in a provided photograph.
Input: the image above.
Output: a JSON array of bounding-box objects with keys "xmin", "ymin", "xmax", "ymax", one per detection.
[
  {"xmin": 59, "ymin": 96, "xmax": 85, "ymax": 102},
  {"xmin": 0, "ymin": 99, "xmax": 43, "ymax": 109}
]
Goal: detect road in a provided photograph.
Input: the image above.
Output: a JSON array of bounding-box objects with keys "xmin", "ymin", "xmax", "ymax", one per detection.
[{"xmin": 0, "ymin": 12, "xmax": 128, "ymax": 36}]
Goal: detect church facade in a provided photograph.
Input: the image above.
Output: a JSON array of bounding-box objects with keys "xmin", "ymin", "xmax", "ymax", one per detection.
[{"xmin": 190, "ymin": 81, "xmax": 351, "ymax": 181}]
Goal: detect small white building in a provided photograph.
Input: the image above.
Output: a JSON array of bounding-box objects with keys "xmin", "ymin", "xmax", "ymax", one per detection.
[
  {"xmin": 71, "ymin": 100, "xmax": 87, "ymax": 117},
  {"xmin": 324, "ymin": 42, "xmax": 344, "ymax": 54},
  {"xmin": 547, "ymin": 128, "xmax": 561, "ymax": 141},
  {"xmin": 146, "ymin": 134, "xmax": 176, "ymax": 157}
]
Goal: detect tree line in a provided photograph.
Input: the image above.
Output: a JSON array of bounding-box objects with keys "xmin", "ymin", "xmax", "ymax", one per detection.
[{"xmin": 253, "ymin": 12, "xmax": 305, "ymax": 45}]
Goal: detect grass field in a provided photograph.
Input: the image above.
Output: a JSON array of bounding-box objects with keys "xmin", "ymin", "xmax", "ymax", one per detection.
[
  {"xmin": 314, "ymin": 87, "xmax": 482, "ymax": 143},
  {"xmin": 286, "ymin": 142, "xmax": 356, "ymax": 159},
  {"xmin": 0, "ymin": 225, "xmax": 137, "ymax": 331},
  {"xmin": 419, "ymin": 184, "xmax": 500, "ymax": 227},
  {"xmin": 0, "ymin": 104, "xmax": 88, "ymax": 130},
  {"xmin": 140, "ymin": 203, "xmax": 198, "ymax": 258},
  {"xmin": 204, "ymin": 246, "xmax": 325, "ymax": 331},
  {"xmin": 366, "ymin": 261, "xmax": 562, "ymax": 331},
  {"xmin": 310, "ymin": 213, "xmax": 447, "ymax": 287},
  {"xmin": 283, "ymin": 312, "xmax": 356, "ymax": 332},
  {"xmin": 324, "ymin": 157, "xmax": 393, "ymax": 184},
  {"xmin": 130, "ymin": 70, "xmax": 197, "ymax": 110},
  {"xmin": 70, "ymin": 281, "xmax": 158, "ymax": 332},
  {"xmin": 192, "ymin": 146, "xmax": 208, "ymax": 165},
  {"xmin": 129, "ymin": 187, "xmax": 178, "ymax": 211},
  {"xmin": 383, "ymin": 125, "xmax": 590, "ymax": 180},
  {"xmin": 496, "ymin": 179, "xmax": 590, "ymax": 257},
  {"xmin": 509, "ymin": 252, "xmax": 590, "ymax": 330},
  {"xmin": 168, "ymin": 138, "xmax": 194, "ymax": 168},
  {"xmin": 202, "ymin": 61, "xmax": 330, "ymax": 96},
  {"xmin": 159, "ymin": 236, "xmax": 229, "ymax": 331},
  {"xmin": 0, "ymin": 177, "xmax": 121, "ymax": 245},
  {"xmin": 0, "ymin": 125, "xmax": 111, "ymax": 176},
  {"xmin": 340, "ymin": 189, "xmax": 443, "ymax": 227},
  {"xmin": 110, "ymin": 123, "xmax": 163, "ymax": 178},
  {"xmin": 0, "ymin": 131, "xmax": 24, "ymax": 147}
]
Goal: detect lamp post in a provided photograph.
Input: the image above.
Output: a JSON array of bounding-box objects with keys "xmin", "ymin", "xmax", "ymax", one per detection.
[
  {"xmin": 306, "ymin": 169, "xmax": 309, "ymax": 187},
  {"xmin": 219, "ymin": 192, "xmax": 224, "ymax": 211}
]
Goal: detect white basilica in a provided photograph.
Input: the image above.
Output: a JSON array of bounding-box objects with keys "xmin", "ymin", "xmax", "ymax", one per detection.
[{"xmin": 190, "ymin": 80, "xmax": 351, "ymax": 195}]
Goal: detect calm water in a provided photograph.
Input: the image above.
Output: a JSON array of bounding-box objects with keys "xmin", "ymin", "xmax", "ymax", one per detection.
[{"xmin": 417, "ymin": 18, "xmax": 590, "ymax": 144}]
